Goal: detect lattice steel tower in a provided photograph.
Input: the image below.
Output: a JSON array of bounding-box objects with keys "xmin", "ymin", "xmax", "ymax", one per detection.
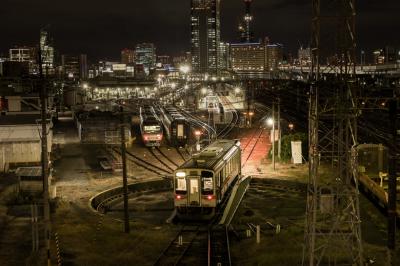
[{"xmin": 303, "ymin": 0, "xmax": 364, "ymax": 265}]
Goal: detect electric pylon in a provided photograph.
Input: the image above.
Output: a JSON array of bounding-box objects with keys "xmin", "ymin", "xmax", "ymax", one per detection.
[{"xmin": 303, "ymin": 0, "xmax": 364, "ymax": 265}]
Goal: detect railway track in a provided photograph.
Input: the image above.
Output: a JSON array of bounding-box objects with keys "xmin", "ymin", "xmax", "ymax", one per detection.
[
  {"xmin": 217, "ymin": 95, "xmax": 239, "ymax": 139},
  {"xmin": 153, "ymin": 224, "xmax": 231, "ymax": 266},
  {"xmin": 148, "ymin": 147, "xmax": 178, "ymax": 172},
  {"xmin": 177, "ymin": 106, "xmax": 217, "ymax": 138},
  {"xmin": 176, "ymin": 147, "xmax": 190, "ymax": 162},
  {"xmin": 112, "ymin": 147, "xmax": 172, "ymax": 176},
  {"xmin": 241, "ymin": 128, "xmax": 265, "ymax": 167}
]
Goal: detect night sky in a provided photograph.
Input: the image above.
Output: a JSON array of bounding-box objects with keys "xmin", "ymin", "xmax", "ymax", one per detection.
[{"xmin": 1, "ymin": 0, "xmax": 399, "ymax": 61}]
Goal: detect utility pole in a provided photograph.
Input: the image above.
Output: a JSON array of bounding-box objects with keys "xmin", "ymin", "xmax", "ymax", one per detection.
[
  {"xmin": 120, "ymin": 106, "xmax": 130, "ymax": 233},
  {"xmin": 387, "ymin": 99, "xmax": 398, "ymax": 265},
  {"xmin": 272, "ymin": 102, "xmax": 275, "ymax": 170},
  {"xmin": 277, "ymin": 100, "xmax": 281, "ymax": 160},
  {"xmin": 38, "ymin": 43, "xmax": 51, "ymax": 266}
]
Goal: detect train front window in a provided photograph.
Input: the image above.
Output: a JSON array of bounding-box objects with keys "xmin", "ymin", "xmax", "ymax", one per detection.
[
  {"xmin": 201, "ymin": 171, "xmax": 213, "ymax": 195},
  {"xmin": 175, "ymin": 178, "xmax": 187, "ymax": 194},
  {"xmin": 177, "ymin": 124, "xmax": 184, "ymax": 137},
  {"xmin": 144, "ymin": 125, "xmax": 161, "ymax": 133}
]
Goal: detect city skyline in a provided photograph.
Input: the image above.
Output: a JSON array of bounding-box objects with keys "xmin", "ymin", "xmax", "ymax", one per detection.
[{"xmin": 0, "ymin": 0, "xmax": 399, "ymax": 61}]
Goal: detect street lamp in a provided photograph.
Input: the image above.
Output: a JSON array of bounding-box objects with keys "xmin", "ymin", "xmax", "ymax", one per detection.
[
  {"xmin": 194, "ymin": 130, "xmax": 202, "ymax": 152},
  {"xmin": 179, "ymin": 65, "xmax": 191, "ymax": 107},
  {"xmin": 267, "ymin": 117, "xmax": 275, "ymax": 170}
]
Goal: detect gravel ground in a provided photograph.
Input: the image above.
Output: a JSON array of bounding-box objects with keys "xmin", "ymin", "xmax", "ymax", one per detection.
[{"xmin": 1, "ymin": 115, "xmax": 398, "ymax": 265}]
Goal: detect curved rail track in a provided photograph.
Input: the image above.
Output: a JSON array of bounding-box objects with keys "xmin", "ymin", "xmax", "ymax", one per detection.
[
  {"xmin": 217, "ymin": 95, "xmax": 240, "ymax": 139},
  {"xmin": 148, "ymin": 147, "xmax": 177, "ymax": 172},
  {"xmin": 176, "ymin": 147, "xmax": 190, "ymax": 162},
  {"xmin": 112, "ymin": 147, "xmax": 172, "ymax": 176},
  {"xmin": 90, "ymin": 179, "xmax": 173, "ymax": 214}
]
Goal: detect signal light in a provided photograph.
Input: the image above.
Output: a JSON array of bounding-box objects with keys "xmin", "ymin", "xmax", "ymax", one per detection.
[
  {"xmin": 176, "ymin": 195, "xmax": 182, "ymax": 200},
  {"xmin": 207, "ymin": 195, "xmax": 213, "ymax": 200}
]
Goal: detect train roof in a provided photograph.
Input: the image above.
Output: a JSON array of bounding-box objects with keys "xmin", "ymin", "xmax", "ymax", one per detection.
[
  {"xmin": 177, "ymin": 139, "xmax": 240, "ymax": 170},
  {"xmin": 161, "ymin": 106, "xmax": 186, "ymax": 121}
]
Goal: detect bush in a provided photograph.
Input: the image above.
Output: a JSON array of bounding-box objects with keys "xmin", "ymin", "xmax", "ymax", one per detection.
[{"xmin": 268, "ymin": 132, "xmax": 308, "ymax": 163}]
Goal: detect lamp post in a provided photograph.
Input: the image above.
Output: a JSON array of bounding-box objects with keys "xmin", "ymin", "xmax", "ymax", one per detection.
[
  {"xmin": 267, "ymin": 106, "xmax": 276, "ymax": 171},
  {"xmin": 194, "ymin": 130, "xmax": 202, "ymax": 152},
  {"xmin": 179, "ymin": 65, "xmax": 191, "ymax": 108}
]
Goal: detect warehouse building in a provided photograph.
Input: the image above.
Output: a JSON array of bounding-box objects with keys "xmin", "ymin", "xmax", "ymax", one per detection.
[{"xmin": 0, "ymin": 115, "xmax": 52, "ymax": 172}]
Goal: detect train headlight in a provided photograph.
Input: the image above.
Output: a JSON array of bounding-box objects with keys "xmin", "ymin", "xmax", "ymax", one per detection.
[{"xmin": 176, "ymin": 172, "xmax": 186, "ymax": 177}]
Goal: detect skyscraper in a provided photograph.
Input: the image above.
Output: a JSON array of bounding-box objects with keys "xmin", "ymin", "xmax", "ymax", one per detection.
[
  {"xmin": 135, "ymin": 43, "xmax": 156, "ymax": 75},
  {"xmin": 40, "ymin": 29, "xmax": 55, "ymax": 75},
  {"xmin": 121, "ymin": 48, "xmax": 135, "ymax": 64},
  {"xmin": 238, "ymin": 0, "xmax": 254, "ymax": 43},
  {"xmin": 61, "ymin": 54, "xmax": 88, "ymax": 80},
  {"xmin": 191, "ymin": 0, "xmax": 221, "ymax": 74}
]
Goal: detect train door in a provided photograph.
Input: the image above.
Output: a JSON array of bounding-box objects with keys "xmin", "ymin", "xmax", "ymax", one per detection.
[
  {"xmin": 187, "ymin": 176, "xmax": 200, "ymax": 206},
  {"xmin": 177, "ymin": 123, "xmax": 184, "ymax": 140}
]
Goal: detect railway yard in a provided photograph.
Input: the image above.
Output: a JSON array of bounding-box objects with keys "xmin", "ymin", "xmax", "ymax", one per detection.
[{"xmin": 0, "ymin": 93, "xmax": 399, "ymax": 265}]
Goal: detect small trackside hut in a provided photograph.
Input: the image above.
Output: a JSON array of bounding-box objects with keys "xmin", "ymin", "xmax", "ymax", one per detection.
[{"xmin": 173, "ymin": 139, "xmax": 241, "ymax": 219}]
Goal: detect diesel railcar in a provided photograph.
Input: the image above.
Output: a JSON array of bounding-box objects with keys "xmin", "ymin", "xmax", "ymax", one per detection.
[
  {"xmin": 173, "ymin": 139, "xmax": 241, "ymax": 218},
  {"xmin": 160, "ymin": 106, "xmax": 190, "ymax": 147},
  {"xmin": 140, "ymin": 105, "xmax": 163, "ymax": 147}
]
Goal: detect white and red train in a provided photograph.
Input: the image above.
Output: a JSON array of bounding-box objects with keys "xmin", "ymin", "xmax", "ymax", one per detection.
[
  {"xmin": 139, "ymin": 105, "xmax": 163, "ymax": 147},
  {"xmin": 173, "ymin": 139, "xmax": 241, "ymax": 218}
]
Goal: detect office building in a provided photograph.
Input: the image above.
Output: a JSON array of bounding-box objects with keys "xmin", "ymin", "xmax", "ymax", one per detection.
[
  {"xmin": 121, "ymin": 49, "xmax": 135, "ymax": 64},
  {"xmin": 266, "ymin": 44, "xmax": 283, "ymax": 71},
  {"xmin": 40, "ymin": 29, "xmax": 55, "ymax": 75},
  {"xmin": 157, "ymin": 55, "xmax": 170, "ymax": 66},
  {"xmin": 9, "ymin": 47, "xmax": 37, "ymax": 74},
  {"xmin": 135, "ymin": 43, "xmax": 156, "ymax": 75},
  {"xmin": 373, "ymin": 49, "xmax": 385, "ymax": 65},
  {"xmin": 190, "ymin": 0, "xmax": 221, "ymax": 74},
  {"xmin": 61, "ymin": 54, "xmax": 88, "ymax": 80},
  {"xmin": 230, "ymin": 42, "xmax": 265, "ymax": 72},
  {"xmin": 298, "ymin": 47, "xmax": 311, "ymax": 66}
]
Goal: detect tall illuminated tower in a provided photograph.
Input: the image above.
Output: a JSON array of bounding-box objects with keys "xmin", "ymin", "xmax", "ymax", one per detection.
[
  {"xmin": 40, "ymin": 29, "xmax": 54, "ymax": 75},
  {"xmin": 191, "ymin": 0, "xmax": 221, "ymax": 74},
  {"xmin": 239, "ymin": 0, "xmax": 254, "ymax": 43}
]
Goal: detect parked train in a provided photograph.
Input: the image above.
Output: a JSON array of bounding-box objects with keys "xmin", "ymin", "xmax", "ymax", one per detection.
[
  {"xmin": 173, "ymin": 139, "xmax": 241, "ymax": 218},
  {"xmin": 139, "ymin": 105, "xmax": 163, "ymax": 147},
  {"xmin": 159, "ymin": 106, "xmax": 190, "ymax": 147}
]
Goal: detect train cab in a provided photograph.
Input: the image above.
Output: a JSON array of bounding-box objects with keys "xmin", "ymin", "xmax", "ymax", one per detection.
[
  {"xmin": 140, "ymin": 105, "xmax": 163, "ymax": 147},
  {"xmin": 173, "ymin": 140, "xmax": 241, "ymax": 219}
]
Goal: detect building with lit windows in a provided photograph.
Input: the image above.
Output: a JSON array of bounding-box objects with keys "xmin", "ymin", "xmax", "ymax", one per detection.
[
  {"xmin": 9, "ymin": 47, "xmax": 37, "ymax": 74},
  {"xmin": 121, "ymin": 49, "xmax": 135, "ymax": 64},
  {"xmin": 61, "ymin": 54, "xmax": 88, "ymax": 80},
  {"xmin": 135, "ymin": 43, "xmax": 156, "ymax": 75},
  {"xmin": 191, "ymin": 0, "xmax": 221, "ymax": 74},
  {"xmin": 40, "ymin": 29, "xmax": 55, "ymax": 75},
  {"xmin": 229, "ymin": 41, "xmax": 283, "ymax": 76},
  {"xmin": 230, "ymin": 42, "xmax": 265, "ymax": 72},
  {"xmin": 157, "ymin": 55, "xmax": 170, "ymax": 66},
  {"xmin": 298, "ymin": 47, "xmax": 311, "ymax": 66},
  {"xmin": 266, "ymin": 44, "xmax": 283, "ymax": 71}
]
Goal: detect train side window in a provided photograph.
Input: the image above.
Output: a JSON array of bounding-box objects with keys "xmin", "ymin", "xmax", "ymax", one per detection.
[
  {"xmin": 201, "ymin": 171, "xmax": 213, "ymax": 195},
  {"xmin": 175, "ymin": 178, "xmax": 187, "ymax": 194}
]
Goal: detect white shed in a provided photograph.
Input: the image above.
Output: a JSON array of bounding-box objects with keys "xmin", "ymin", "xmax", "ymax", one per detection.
[{"xmin": 0, "ymin": 115, "xmax": 52, "ymax": 172}]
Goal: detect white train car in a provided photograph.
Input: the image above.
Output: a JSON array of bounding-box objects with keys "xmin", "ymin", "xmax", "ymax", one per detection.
[{"xmin": 173, "ymin": 139, "xmax": 241, "ymax": 218}]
